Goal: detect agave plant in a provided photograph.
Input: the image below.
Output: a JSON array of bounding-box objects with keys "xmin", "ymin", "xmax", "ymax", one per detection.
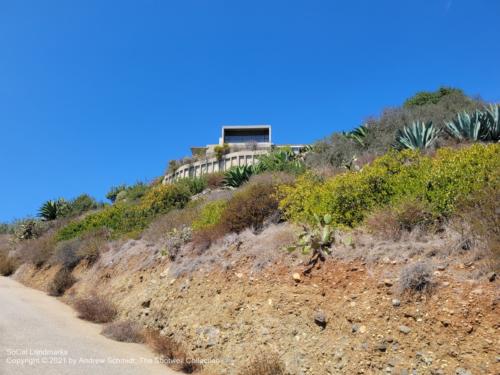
[
  {"xmin": 483, "ymin": 104, "xmax": 500, "ymax": 141},
  {"xmin": 224, "ymin": 165, "xmax": 254, "ymax": 188},
  {"xmin": 255, "ymin": 147, "xmax": 305, "ymax": 174},
  {"xmin": 445, "ymin": 111, "xmax": 488, "ymax": 141},
  {"xmin": 342, "ymin": 124, "xmax": 368, "ymax": 147},
  {"xmin": 286, "ymin": 213, "xmax": 335, "ymax": 274},
  {"xmin": 393, "ymin": 121, "xmax": 439, "ymax": 150},
  {"xmin": 38, "ymin": 199, "xmax": 68, "ymax": 221}
]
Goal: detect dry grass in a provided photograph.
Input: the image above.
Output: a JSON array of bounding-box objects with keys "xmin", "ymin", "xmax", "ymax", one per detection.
[
  {"xmin": 48, "ymin": 267, "xmax": 76, "ymax": 296},
  {"xmin": 238, "ymin": 352, "xmax": 287, "ymax": 375},
  {"xmin": 143, "ymin": 207, "xmax": 200, "ymax": 243},
  {"xmin": 74, "ymin": 295, "xmax": 117, "ymax": 323},
  {"xmin": 77, "ymin": 228, "xmax": 111, "ymax": 265},
  {"xmin": 18, "ymin": 232, "xmax": 57, "ymax": 268},
  {"xmin": 364, "ymin": 200, "xmax": 434, "ymax": 240},
  {"xmin": 191, "ymin": 224, "xmax": 227, "ymax": 253},
  {"xmin": 101, "ymin": 321, "xmax": 144, "ymax": 343},
  {"xmin": 246, "ymin": 171, "xmax": 296, "ymax": 187},
  {"xmin": 145, "ymin": 329, "xmax": 202, "ymax": 373},
  {"xmin": 53, "ymin": 238, "xmax": 83, "ymax": 268},
  {"xmin": 221, "ymin": 182, "xmax": 279, "ymax": 234},
  {"xmin": 0, "ymin": 252, "xmax": 18, "ymax": 276},
  {"xmin": 205, "ymin": 172, "xmax": 225, "ymax": 189},
  {"xmin": 399, "ymin": 261, "xmax": 434, "ymax": 294},
  {"xmin": 453, "ymin": 184, "xmax": 500, "ymax": 272},
  {"xmin": 364, "ymin": 208, "xmax": 401, "ymax": 239}
]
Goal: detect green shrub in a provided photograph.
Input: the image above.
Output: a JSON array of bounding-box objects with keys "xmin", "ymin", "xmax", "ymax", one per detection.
[
  {"xmin": 192, "ymin": 200, "xmax": 227, "ymax": 231},
  {"xmin": 175, "ymin": 177, "xmax": 207, "ymax": 195},
  {"xmin": 214, "ymin": 143, "xmax": 230, "ymax": 160},
  {"xmin": 57, "ymin": 204, "xmax": 149, "ymax": 241},
  {"xmin": 107, "ymin": 182, "xmax": 150, "ymax": 203},
  {"xmin": 403, "ymin": 87, "xmax": 465, "ymax": 107},
  {"xmin": 57, "ymin": 183, "xmax": 191, "ymax": 241},
  {"xmin": 106, "ymin": 185, "xmax": 126, "ymax": 203},
  {"xmin": 280, "ymin": 143, "xmax": 500, "ymax": 226},
  {"xmin": 65, "ymin": 194, "xmax": 100, "ymax": 216},
  {"xmin": 140, "ymin": 183, "xmax": 191, "ymax": 214},
  {"xmin": 122, "ymin": 182, "xmax": 150, "ymax": 202}
]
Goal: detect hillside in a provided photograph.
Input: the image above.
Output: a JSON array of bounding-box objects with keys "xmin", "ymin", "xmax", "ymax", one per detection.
[{"xmin": 1, "ymin": 88, "xmax": 499, "ymax": 375}]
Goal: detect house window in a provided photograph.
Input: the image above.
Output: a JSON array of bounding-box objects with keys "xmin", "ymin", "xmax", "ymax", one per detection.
[{"xmin": 223, "ymin": 128, "xmax": 269, "ymax": 143}]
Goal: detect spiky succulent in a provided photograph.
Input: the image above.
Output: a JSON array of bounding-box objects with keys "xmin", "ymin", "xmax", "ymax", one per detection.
[
  {"xmin": 255, "ymin": 147, "xmax": 305, "ymax": 174},
  {"xmin": 445, "ymin": 111, "xmax": 488, "ymax": 141},
  {"xmin": 286, "ymin": 214, "xmax": 335, "ymax": 274},
  {"xmin": 224, "ymin": 165, "xmax": 254, "ymax": 188},
  {"xmin": 342, "ymin": 124, "xmax": 368, "ymax": 147},
  {"xmin": 483, "ymin": 104, "xmax": 500, "ymax": 141},
  {"xmin": 393, "ymin": 121, "xmax": 439, "ymax": 150},
  {"xmin": 38, "ymin": 199, "xmax": 68, "ymax": 221}
]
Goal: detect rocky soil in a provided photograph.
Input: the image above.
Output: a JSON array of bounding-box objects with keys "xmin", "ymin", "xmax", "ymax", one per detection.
[{"xmin": 13, "ymin": 224, "xmax": 500, "ymax": 375}]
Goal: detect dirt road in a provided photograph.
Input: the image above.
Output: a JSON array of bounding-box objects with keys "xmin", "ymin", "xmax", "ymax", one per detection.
[{"xmin": 0, "ymin": 276, "xmax": 175, "ymax": 375}]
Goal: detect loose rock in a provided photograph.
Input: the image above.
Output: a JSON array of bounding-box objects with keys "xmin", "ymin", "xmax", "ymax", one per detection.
[
  {"xmin": 314, "ymin": 310, "xmax": 327, "ymax": 329},
  {"xmin": 399, "ymin": 325, "xmax": 411, "ymax": 334}
]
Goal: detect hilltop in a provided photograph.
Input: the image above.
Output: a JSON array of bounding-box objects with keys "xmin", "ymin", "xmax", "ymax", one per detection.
[{"xmin": 1, "ymin": 87, "xmax": 499, "ymax": 375}]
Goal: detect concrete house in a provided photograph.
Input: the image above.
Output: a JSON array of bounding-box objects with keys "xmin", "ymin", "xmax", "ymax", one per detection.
[{"xmin": 163, "ymin": 125, "xmax": 304, "ymax": 183}]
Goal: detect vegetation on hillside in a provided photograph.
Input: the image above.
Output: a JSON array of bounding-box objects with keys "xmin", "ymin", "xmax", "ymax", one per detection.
[{"xmin": 1, "ymin": 87, "xmax": 498, "ymax": 277}]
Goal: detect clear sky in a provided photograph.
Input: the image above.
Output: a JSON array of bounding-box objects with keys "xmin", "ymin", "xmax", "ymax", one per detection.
[{"xmin": 1, "ymin": 0, "xmax": 499, "ymax": 222}]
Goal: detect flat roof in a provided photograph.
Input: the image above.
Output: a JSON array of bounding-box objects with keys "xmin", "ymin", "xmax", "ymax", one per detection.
[{"xmin": 222, "ymin": 125, "xmax": 270, "ymax": 130}]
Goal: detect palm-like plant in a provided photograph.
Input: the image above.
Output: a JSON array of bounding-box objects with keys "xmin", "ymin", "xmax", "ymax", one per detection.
[
  {"xmin": 445, "ymin": 111, "xmax": 488, "ymax": 141},
  {"xmin": 342, "ymin": 124, "xmax": 368, "ymax": 147},
  {"xmin": 224, "ymin": 165, "xmax": 254, "ymax": 188},
  {"xmin": 38, "ymin": 199, "xmax": 68, "ymax": 221},
  {"xmin": 393, "ymin": 121, "xmax": 439, "ymax": 150}
]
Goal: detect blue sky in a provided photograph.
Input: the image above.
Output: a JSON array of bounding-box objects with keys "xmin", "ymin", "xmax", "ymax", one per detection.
[{"xmin": 1, "ymin": 0, "xmax": 499, "ymax": 221}]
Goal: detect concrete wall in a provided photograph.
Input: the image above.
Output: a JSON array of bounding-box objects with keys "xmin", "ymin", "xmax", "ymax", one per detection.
[{"xmin": 163, "ymin": 150, "xmax": 268, "ymax": 184}]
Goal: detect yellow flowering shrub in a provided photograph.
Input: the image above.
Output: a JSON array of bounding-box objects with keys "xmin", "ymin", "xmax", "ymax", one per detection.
[{"xmin": 279, "ymin": 143, "xmax": 499, "ymax": 226}]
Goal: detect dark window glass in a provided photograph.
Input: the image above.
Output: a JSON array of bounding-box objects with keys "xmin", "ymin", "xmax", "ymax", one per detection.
[{"xmin": 224, "ymin": 129, "xmax": 269, "ymax": 143}]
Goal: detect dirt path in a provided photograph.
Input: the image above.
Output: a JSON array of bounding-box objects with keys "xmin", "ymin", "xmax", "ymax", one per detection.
[{"xmin": 0, "ymin": 276, "xmax": 176, "ymax": 375}]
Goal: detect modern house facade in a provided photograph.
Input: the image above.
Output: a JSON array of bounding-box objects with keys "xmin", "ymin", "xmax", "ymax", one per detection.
[{"xmin": 163, "ymin": 125, "xmax": 304, "ymax": 183}]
